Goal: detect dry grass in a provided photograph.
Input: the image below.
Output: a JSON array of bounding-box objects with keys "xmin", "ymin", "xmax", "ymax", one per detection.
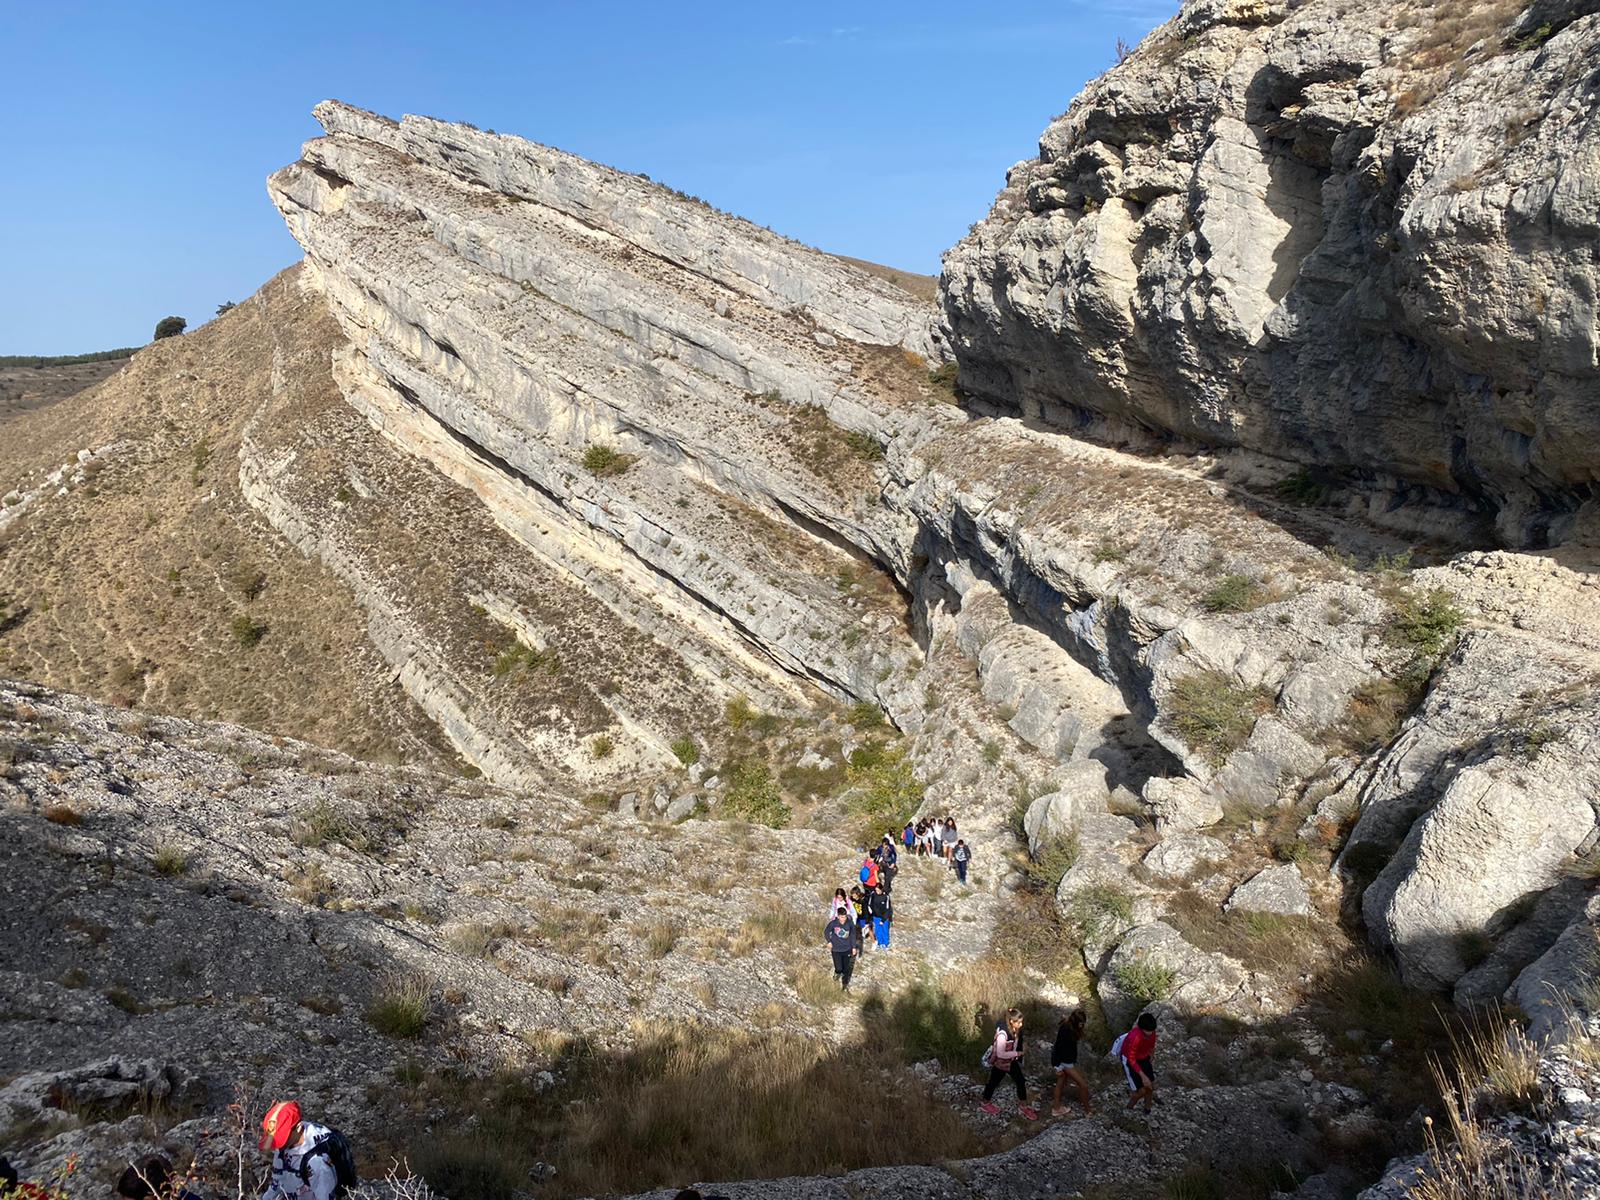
[
  {"xmin": 366, "ymin": 973, "xmax": 433, "ymax": 1039},
  {"xmin": 1411, "ymin": 1008, "xmax": 1564, "ymax": 1200},
  {"xmin": 390, "ymin": 1023, "xmax": 983, "ymax": 1199},
  {"xmin": 730, "ymin": 900, "xmax": 813, "ymax": 956}
]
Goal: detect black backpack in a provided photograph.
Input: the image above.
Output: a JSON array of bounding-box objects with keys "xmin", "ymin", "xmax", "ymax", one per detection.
[{"xmin": 299, "ymin": 1129, "xmax": 358, "ymax": 1198}]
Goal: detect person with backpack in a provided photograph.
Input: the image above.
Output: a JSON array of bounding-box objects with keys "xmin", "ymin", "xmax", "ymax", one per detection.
[
  {"xmin": 1049, "ymin": 1010, "xmax": 1094, "ymax": 1117},
  {"xmin": 979, "ymin": 1008, "xmax": 1036, "ymax": 1119},
  {"xmin": 824, "ymin": 907, "xmax": 861, "ymax": 989},
  {"xmin": 867, "ymin": 882, "xmax": 892, "ymax": 949},
  {"xmin": 1117, "ymin": 1012, "xmax": 1160, "ymax": 1113},
  {"xmin": 952, "ymin": 839, "xmax": 971, "ymax": 884},
  {"xmin": 879, "ymin": 836, "xmax": 898, "ymax": 885},
  {"xmin": 258, "ymin": 1101, "xmax": 357, "ymax": 1200},
  {"xmin": 859, "ymin": 851, "xmax": 880, "ymax": 891}
]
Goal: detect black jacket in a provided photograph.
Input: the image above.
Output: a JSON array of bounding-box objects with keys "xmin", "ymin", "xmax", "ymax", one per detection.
[{"xmin": 867, "ymin": 890, "xmax": 892, "ymax": 921}]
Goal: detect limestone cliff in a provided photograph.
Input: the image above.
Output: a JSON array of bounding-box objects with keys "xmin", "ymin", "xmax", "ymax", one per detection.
[{"xmin": 941, "ymin": 0, "xmax": 1600, "ymax": 545}]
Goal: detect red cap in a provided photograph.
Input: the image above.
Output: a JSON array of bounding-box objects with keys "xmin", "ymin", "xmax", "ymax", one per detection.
[{"xmin": 259, "ymin": 1101, "xmax": 301, "ymax": 1151}]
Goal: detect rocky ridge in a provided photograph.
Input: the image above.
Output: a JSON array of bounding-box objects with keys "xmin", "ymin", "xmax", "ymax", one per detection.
[{"xmin": 942, "ymin": 0, "xmax": 1600, "ymax": 546}]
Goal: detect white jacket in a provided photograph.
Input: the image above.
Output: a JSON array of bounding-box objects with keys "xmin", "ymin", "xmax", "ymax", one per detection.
[{"xmin": 261, "ymin": 1121, "xmax": 339, "ymax": 1200}]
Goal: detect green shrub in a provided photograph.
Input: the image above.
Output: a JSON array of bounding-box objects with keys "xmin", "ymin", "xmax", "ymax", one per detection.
[
  {"xmin": 1115, "ymin": 958, "xmax": 1177, "ymax": 1003},
  {"xmin": 1169, "ymin": 670, "xmax": 1270, "ymax": 764},
  {"xmin": 582, "ymin": 444, "xmax": 633, "ymax": 477},
  {"xmin": 591, "ymin": 734, "xmax": 615, "ymax": 759},
  {"xmin": 1024, "ymin": 834, "xmax": 1080, "ymax": 891},
  {"xmin": 722, "ymin": 759, "xmax": 790, "ymax": 827},
  {"xmin": 1384, "ymin": 586, "xmax": 1464, "ymax": 657},
  {"xmin": 1274, "ymin": 470, "xmax": 1331, "ymax": 507},
  {"xmin": 670, "ymin": 736, "xmax": 700, "ymax": 766},
  {"xmin": 230, "ymin": 614, "xmax": 266, "ymax": 648},
  {"xmin": 291, "ymin": 798, "xmax": 364, "ymax": 849},
  {"xmin": 1093, "ymin": 539, "xmax": 1127, "ymax": 563},
  {"xmin": 153, "ymin": 316, "xmax": 186, "ymax": 340},
  {"xmin": 492, "ymin": 640, "xmax": 551, "ymax": 677},
  {"xmin": 366, "ymin": 973, "xmax": 432, "ymax": 1039},
  {"xmin": 151, "ymin": 844, "xmax": 189, "ymax": 876},
  {"xmin": 1202, "ymin": 574, "xmax": 1264, "ymax": 614},
  {"xmin": 928, "ymin": 362, "xmax": 959, "ymax": 398},
  {"xmin": 843, "ymin": 741, "xmax": 922, "ymax": 843},
  {"xmin": 232, "ymin": 565, "xmax": 267, "ymax": 602},
  {"xmin": 844, "ymin": 430, "xmax": 885, "ymax": 462},
  {"xmin": 1067, "ymin": 884, "xmax": 1134, "ymax": 940},
  {"xmin": 982, "ymin": 741, "xmax": 1002, "ymax": 766},
  {"xmin": 847, "ymin": 700, "xmax": 885, "ymax": 728}
]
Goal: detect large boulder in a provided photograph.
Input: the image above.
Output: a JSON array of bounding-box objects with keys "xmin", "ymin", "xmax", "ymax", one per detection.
[
  {"xmin": 1024, "ymin": 761, "xmax": 1111, "ymax": 853},
  {"xmin": 1142, "ymin": 776, "xmax": 1224, "ymax": 834},
  {"xmin": 1225, "ymin": 864, "xmax": 1311, "ymax": 918},
  {"xmin": 1142, "ymin": 834, "xmax": 1228, "ymax": 881}
]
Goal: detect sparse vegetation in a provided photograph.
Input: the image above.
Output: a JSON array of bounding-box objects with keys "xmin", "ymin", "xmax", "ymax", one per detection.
[
  {"xmin": 581, "ymin": 444, "xmax": 634, "ymax": 477},
  {"xmin": 366, "ymin": 973, "xmax": 433, "ymax": 1039},
  {"xmin": 721, "ymin": 759, "xmax": 790, "ymax": 827},
  {"xmin": 670, "ymin": 735, "xmax": 700, "ymax": 765},
  {"xmin": 1116, "ymin": 958, "xmax": 1177, "ymax": 1003},
  {"xmin": 230, "ymin": 614, "xmax": 266, "ymax": 648},
  {"xmin": 1384, "ymin": 586, "xmax": 1465, "ymax": 657},
  {"xmin": 590, "ymin": 734, "xmax": 615, "ymax": 759},
  {"xmin": 1067, "ymin": 884, "xmax": 1134, "ymax": 940},
  {"xmin": 43, "ymin": 803, "xmax": 82, "ymax": 826},
  {"xmin": 1202, "ymin": 574, "xmax": 1265, "ymax": 614},
  {"xmin": 842, "ymin": 740, "xmax": 922, "ymax": 844},
  {"xmin": 1024, "ymin": 834, "xmax": 1080, "ymax": 891},
  {"xmin": 1169, "ymin": 670, "xmax": 1272, "ymax": 764},
  {"xmin": 151, "ymin": 844, "xmax": 189, "ymax": 876},
  {"xmin": 492, "ymin": 639, "xmax": 552, "ymax": 677}
]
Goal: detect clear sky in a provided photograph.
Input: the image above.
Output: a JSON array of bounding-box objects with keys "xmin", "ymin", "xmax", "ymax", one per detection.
[{"xmin": 0, "ymin": 1, "xmax": 1172, "ymax": 355}]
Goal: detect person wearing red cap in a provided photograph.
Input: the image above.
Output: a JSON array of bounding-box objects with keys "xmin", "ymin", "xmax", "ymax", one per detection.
[{"xmin": 258, "ymin": 1102, "xmax": 354, "ymax": 1200}]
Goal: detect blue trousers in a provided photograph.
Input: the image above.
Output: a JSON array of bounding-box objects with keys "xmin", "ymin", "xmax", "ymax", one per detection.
[{"xmin": 872, "ymin": 916, "xmax": 890, "ymax": 947}]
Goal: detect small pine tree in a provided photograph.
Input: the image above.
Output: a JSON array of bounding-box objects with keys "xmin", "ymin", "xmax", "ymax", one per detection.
[
  {"xmin": 153, "ymin": 316, "xmax": 187, "ymax": 340},
  {"xmin": 215, "ymin": 301, "xmax": 237, "ymax": 316}
]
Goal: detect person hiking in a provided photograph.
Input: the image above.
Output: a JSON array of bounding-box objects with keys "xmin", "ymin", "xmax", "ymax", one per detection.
[
  {"xmin": 258, "ymin": 1101, "xmax": 357, "ymax": 1200},
  {"xmin": 824, "ymin": 907, "xmax": 861, "ymax": 989},
  {"xmin": 1118, "ymin": 1011, "xmax": 1160, "ymax": 1113},
  {"xmin": 952, "ymin": 839, "xmax": 971, "ymax": 884},
  {"xmin": 828, "ymin": 886, "xmax": 849, "ymax": 919},
  {"xmin": 902, "ymin": 821, "xmax": 915, "ymax": 854},
  {"xmin": 868, "ymin": 882, "xmax": 892, "ymax": 949},
  {"xmin": 944, "ymin": 818, "xmax": 959, "ymax": 860},
  {"xmin": 848, "ymin": 885, "xmax": 870, "ymax": 945},
  {"xmin": 979, "ymin": 1008, "xmax": 1036, "ymax": 1119},
  {"xmin": 858, "ymin": 850, "xmax": 880, "ymax": 890},
  {"xmin": 879, "ymin": 836, "xmax": 899, "ymax": 885},
  {"xmin": 1050, "ymin": 1010, "xmax": 1094, "ymax": 1117}
]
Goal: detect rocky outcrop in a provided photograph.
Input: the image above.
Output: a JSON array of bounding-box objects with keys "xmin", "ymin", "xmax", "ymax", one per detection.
[{"xmin": 941, "ymin": 0, "xmax": 1600, "ymax": 545}]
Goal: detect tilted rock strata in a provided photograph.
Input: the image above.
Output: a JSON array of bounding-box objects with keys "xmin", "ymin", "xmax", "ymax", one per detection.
[{"xmin": 941, "ymin": 0, "xmax": 1600, "ymax": 544}]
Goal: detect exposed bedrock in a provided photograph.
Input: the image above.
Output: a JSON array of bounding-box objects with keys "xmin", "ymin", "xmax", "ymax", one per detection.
[{"xmin": 941, "ymin": 0, "xmax": 1600, "ymax": 546}]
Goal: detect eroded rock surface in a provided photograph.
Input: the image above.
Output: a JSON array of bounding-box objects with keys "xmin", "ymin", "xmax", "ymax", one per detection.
[{"xmin": 942, "ymin": 0, "xmax": 1600, "ymax": 545}]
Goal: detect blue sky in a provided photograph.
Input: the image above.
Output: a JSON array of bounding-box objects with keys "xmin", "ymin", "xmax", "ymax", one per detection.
[{"xmin": 0, "ymin": 1, "xmax": 1172, "ymax": 354}]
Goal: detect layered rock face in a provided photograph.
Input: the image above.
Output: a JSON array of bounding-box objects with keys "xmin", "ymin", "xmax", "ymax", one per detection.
[{"xmin": 942, "ymin": 0, "xmax": 1600, "ymax": 545}]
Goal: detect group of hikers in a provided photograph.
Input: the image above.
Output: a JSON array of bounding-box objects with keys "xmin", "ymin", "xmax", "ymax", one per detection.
[
  {"xmin": 822, "ymin": 828, "xmax": 970, "ymax": 990},
  {"xmin": 818, "ymin": 823, "xmax": 1160, "ymax": 1123},
  {"xmin": 980, "ymin": 1006, "xmax": 1159, "ymax": 1120}
]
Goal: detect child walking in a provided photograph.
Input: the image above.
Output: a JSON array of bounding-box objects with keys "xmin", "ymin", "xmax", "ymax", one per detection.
[
  {"xmin": 979, "ymin": 1008, "xmax": 1037, "ymax": 1119},
  {"xmin": 1119, "ymin": 1011, "xmax": 1160, "ymax": 1113},
  {"xmin": 1050, "ymin": 1009, "xmax": 1094, "ymax": 1117}
]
